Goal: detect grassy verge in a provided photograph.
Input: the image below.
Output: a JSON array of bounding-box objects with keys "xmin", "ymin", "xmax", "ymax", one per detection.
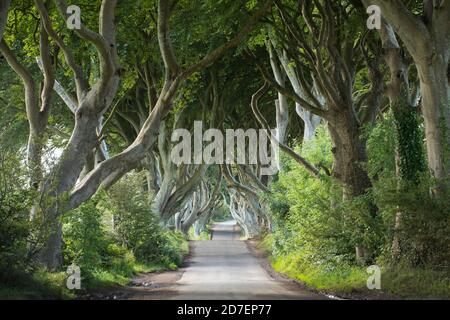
[
  {"xmin": 76, "ymin": 233, "xmax": 190, "ymax": 293},
  {"xmin": 80, "ymin": 261, "xmax": 182, "ymax": 292},
  {"xmin": 0, "ymin": 270, "xmax": 76, "ymax": 300},
  {"xmin": 0, "ymin": 235, "xmax": 189, "ymax": 299},
  {"xmin": 258, "ymin": 235, "xmax": 450, "ymax": 299},
  {"xmin": 188, "ymin": 227, "xmax": 212, "ymax": 241}
]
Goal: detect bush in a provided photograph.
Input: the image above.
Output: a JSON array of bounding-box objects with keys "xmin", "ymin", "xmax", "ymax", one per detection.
[
  {"xmin": 264, "ymin": 125, "xmax": 384, "ymax": 268},
  {"xmin": 107, "ymin": 173, "xmax": 188, "ymax": 267},
  {"xmin": 0, "ymin": 151, "xmax": 34, "ymax": 283},
  {"xmin": 60, "ymin": 172, "xmax": 189, "ymax": 291},
  {"xmin": 262, "ymin": 120, "xmax": 449, "ymax": 298},
  {"xmin": 367, "ymin": 114, "xmax": 450, "ymax": 268},
  {"xmin": 62, "ymin": 195, "xmax": 135, "ymax": 286},
  {"xmin": 373, "ymin": 176, "xmax": 450, "ymax": 267}
]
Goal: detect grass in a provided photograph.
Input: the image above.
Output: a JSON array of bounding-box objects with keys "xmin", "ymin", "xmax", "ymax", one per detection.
[
  {"xmin": 0, "ymin": 235, "xmax": 190, "ymax": 299},
  {"xmin": 82, "ymin": 261, "xmax": 179, "ymax": 291},
  {"xmin": 271, "ymin": 254, "xmax": 367, "ymax": 293},
  {"xmin": 381, "ymin": 266, "xmax": 450, "ymax": 299},
  {"xmin": 82, "ymin": 235, "xmax": 189, "ymax": 292},
  {"xmin": 0, "ymin": 263, "xmax": 155, "ymax": 299},
  {"xmin": 188, "ymin": 227, "xmax": 211, "ymax": 241},
  {"xmin": 259, "ymin": 235, "xmax": 450, "ymax": 299},
  {"xmin": 0, "ymin": 269, "xmax": 75, "ymax": 300},
  {"xmin": 0, "ymin": 261, "xmax": 186, "ymax": 299}
]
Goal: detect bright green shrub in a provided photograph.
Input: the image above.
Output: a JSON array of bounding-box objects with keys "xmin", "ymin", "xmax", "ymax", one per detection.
[
  {"xmin": 367, "ymin": 115, "xmax": 449, "ymax": 268},
  {"xmin": 265, "ymin": 125, "xmax": 384, "ymax": 268},
  {"xmin": 263, "ymin": 120, "xmax": 449, "ymax": 298},
  {"xmin": 62, "ymin": 195, "xmax": 135, "ymax": 284},
  {"xmin": 373, "ymin": 176, "xmax": 450, "ymax": 267},
  {"xmin": 61, "ymin": 172, "xmax": 189, "ymax": 289},
  {"xmin": 0, "ymin": 151, "xmax": 33, "ymax": 282},
  {"xmin": 107, "ymin": 173, "xmax": 188, "ymax": 267}
]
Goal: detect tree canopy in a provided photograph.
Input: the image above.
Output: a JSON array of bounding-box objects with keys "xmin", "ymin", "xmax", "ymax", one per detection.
[{"xmin": 0, "ymin": 0, "xmax": 449, "ymax": 299}]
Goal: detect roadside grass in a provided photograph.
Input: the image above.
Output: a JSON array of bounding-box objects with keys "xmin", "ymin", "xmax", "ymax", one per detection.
[
  {"xmin": 258, "ymin": 236, "xmax": 450, "ymax": 299},
  {"xmin": 257, "ymin": 233, "xmax": 274, "ymax": 253},
  {"xmin": 0, "ymin": 269, "xmax": 75, "ymax": 300},
  {"xmin": 79, "ymin": 234, "xmax": 189, "ymax": 292},
  {"xmin": 0, "ymin": 235, "xmax": 190, "ymax": 299},
  {"xmin": 381, "ymin": 265, "xmax": 450, "ymax": 299},
  {"xmin": 0, "ymin": 261, "xmax": 182, "ymax": 299},
  {"xmin": 271, "ymin": 254, "xmax": 367, "ymax": 293},
  {"xmin": 82, "ymin": 260, "xmax": 180, "ymax": 291},
  {"xmin": 188, "ymin": 227, "xmax": 212, "ymax": 241}
]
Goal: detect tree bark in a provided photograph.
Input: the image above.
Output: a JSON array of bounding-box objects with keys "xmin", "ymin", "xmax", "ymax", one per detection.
[
  {"xmin": 366, "ymin": 0, "xmax": 450, "ymax": 192},
  {"xmin": 13, "ymin": 0, "xmax": 272, "ymax": 270},
  {"xmin": 328, "ymin": 111, "xmax": 372, "ymax": 199},
  {"xmin": 0, "ymin": 0, "xmax": 10, "ymax": 42}
]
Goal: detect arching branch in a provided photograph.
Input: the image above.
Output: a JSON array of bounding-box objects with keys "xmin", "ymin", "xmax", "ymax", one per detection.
[{"xmin": 251, "ymin": 83, "xmax": 322, "ymax": 178}]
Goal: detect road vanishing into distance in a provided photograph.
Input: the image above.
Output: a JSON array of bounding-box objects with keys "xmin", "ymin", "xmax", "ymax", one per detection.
[
  {"xmin": 172, "ymin": 221, "xmax": 324, "ymax": 300},
  {"xmin": 111, "ymin": 221, "xmax": 327, "ymax": 300}
]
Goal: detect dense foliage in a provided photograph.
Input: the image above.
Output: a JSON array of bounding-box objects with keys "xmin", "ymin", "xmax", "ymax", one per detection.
[
  {"xmin": 262, "ymin": 122, "xmax": 450, "ymax": 297},
  {"xmin": 0, "ymin": 0, "xmax": 448, "ymax": 299},
  {"xmin": 0, "ymin": 156, "xmax": 187, "ymax": 295}
]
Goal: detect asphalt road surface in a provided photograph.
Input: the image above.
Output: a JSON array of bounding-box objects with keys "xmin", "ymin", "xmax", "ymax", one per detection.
[{"xmin": 171, "ymin": 221, "xmax": 325, "ymax": 300}]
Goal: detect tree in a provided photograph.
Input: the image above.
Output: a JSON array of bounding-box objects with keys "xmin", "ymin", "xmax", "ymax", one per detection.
[
  {"xmin": 256, "ymin": 0, "xmax": 385, "ymax": 263},
  {"xmin": 366, "ymin": 0, "xmax": 450, "ymax": 193},
  {"xmin": 0, "ymin": 0, "xmax": 10, "ymax": 42},
  {"xmin": 1, "ymin": 0, "xmax": 273, "ymax": 270}
]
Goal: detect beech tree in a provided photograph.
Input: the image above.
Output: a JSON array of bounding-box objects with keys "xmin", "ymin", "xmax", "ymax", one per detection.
[
  {"xmin": 0, "ymin": 0, "xmax": 9, "ymax": 42},
  {"xmin": 366, "ymin": 0, "xmax": 450, "ymax": 192},
  {"xmin": 1, "ymin": 0, "xmax": 272, "ymax": 269},
  {"xmin": 1, "ymin": 0, "xmax": 448, "ymax": 293}
]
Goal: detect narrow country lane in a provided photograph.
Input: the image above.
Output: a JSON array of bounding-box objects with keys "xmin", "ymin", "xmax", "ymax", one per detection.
[
  {"xmin": 170, "ymin": 221, "xmax": 325, "ymax": 300},
  {"xmin": 116, "ymin": 220, "xmax": 327, "ymax": 300}
]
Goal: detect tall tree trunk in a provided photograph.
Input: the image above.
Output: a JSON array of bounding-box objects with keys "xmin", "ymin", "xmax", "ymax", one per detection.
[
  {"xmin": 367, "ymin": 0, "xmax": 450, "ymax": 192},
  {"xmin": 271, "ymin": 40, "xmax": 323, "ymax": 142},
  {"xmin": 194, "ymin": 210, "xmax": 213, "ymax": 238},
  {"xmin": 297, "ymin": 105, "xmax": 322, "ymax": 142},
  {"xmin": 328, "ymin": 110, "xmax": 373, "ymax": 264},
  {"xmin": 328, "ymin": 113, "xmax": 372, "ymax": 199},
  {"xmin": 418, "ymin": 59, "xmax": 450, "ymax": 193},
  {"xmin": 0, "ymin": 0, "xmax": 10, "ymax": 42},
  {"xmin": 380, "ymin": 22, "xmax": 426, "ymax": 259}
]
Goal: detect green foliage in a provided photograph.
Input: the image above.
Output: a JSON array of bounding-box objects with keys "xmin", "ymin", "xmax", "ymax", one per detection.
[
  {"xmin": 264, "ymin": 125, "xmax": 383, "ymax": 269},
  {"xmin": 0, "ymin": 269, "xmax": 74, "ymax": 300},
  {"xmin": 212, "ymin": 204, "xmax": 232, "ymax": 222},
  {"xmin": 0, "ymin": 150, "xmax": 34, "ymax": 283},
  {"xmin": 62, "ymin": 196, "xmax": 136, "ymax": 285},
  {"xmin": 0, "ymin": 149, "xmax": 74, "ymax": 299},
  {"xmin": 61, "ymin": 173, "xmax": 189, "ymax": 290},
  {"xmin": 263, "ymin": 121, "xmax": 449, "ymax": 298},
  {"xmin": 381, "ymin": 265, "xmax": 450, "ymax": 299},
  {"xmin": 373, "ymin": 175, "xmax": 450, "ymax": 267},
  {"xmin": 270, "ymin": 250, "xmax": 449, "ymax": 298},
  {"xmin": 392, "ymin": 105, "xmax": 426, "ymax": 184},
  {"xmin": 367, "ymin": 115, "xmax": 449, "ymax": 267},
  {"xmin": 107, "ymin": 173, "xmax": 188, "ymax": 267},
  {"xmin": 365, "ymin": 115, "xmax": 397, "ymax": 180},
  {"xmin": 271, "ymin": 252, "xmax": 367, "ymax": 293},
  {"xmin": 189, "ymin": 228, "xmax": 211, "ymax": 241}
]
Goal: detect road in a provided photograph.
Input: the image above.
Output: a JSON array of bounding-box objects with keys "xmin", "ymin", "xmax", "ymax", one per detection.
[{"xmin": 171, "ymin": 221, "xmax": 325, "ymax": 300}]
